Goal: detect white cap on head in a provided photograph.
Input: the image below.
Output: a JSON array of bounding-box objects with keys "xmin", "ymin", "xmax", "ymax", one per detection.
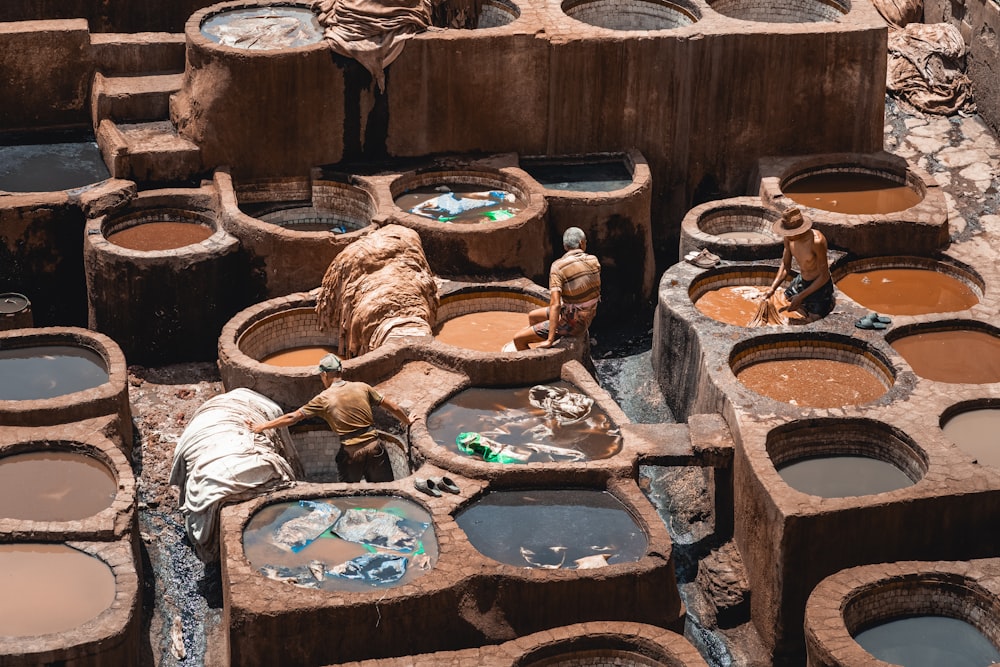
[{"xmin": 318, "ymin": 353, "xmax": 342, "ymax": 373}]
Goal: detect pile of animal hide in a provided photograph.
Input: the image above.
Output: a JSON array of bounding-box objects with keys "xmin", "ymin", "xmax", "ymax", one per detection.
[
  {"xmin": 315, "ymin": 0, "xmax": 433, "ymax": 91},
  {"xmin": 169, "ymin": 388, "xmax": 302, "ymax": 561},
  {"xmin": 874, "ymin": 0, "xmax": 976, "ymax": 116},
  {"xmin": 316, "ymin": 224, "xmax": 438, "ymax": 358}
]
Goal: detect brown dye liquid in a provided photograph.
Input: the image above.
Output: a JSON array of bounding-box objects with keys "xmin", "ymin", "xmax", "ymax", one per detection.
[
  {"xmin": 0, "ymin": 544, "xmax": 116, "ymax": 637},
  {"xmin": 778, "ymin": 455, "xmax": 912, "ymax": 497},
  {"xmin": 106, "ymin": 222, "xmax": 213, "ymax": 251},
  {"xmin": 784, "ymin": 173, "xmax": 922, "ymax": 214},
  {"xmin": 695, "ymin": 285, "xmax": 768, "ymax": 326},
  {"xmin": 837, "ymin": 268, "xmax": 979, "ymax": 315},
  {"xmin": 434, "ymin": 310, "xmax": 527, "ymax": 352},
  {"xmin": 736, "ymin": 358, "xmax": 887, "ymax": 407},
  {"xmin": 943, "ymin": 410, "xmax": 1000, "ymax": 468},
  {"xmin": 259, "ymin": 345, "xmax": 337, "ymax": 367},
  {"xmin": 714, "ymin": 231, "xmax": 774, "ymax": 242},
  {"xmin": 395, "ymin": 185, "xmax": 525, "ymax": 223},
  {"xmin": 242, "ymin": 496, "xmax": 437, "ymax": 593},
  {"xmin": 0, "ymin": 451, "xmax": 117, "ymax": 521},
  {"xmin": 892, "ymin": 330, "xmax": 1000, "ymax": 384}
]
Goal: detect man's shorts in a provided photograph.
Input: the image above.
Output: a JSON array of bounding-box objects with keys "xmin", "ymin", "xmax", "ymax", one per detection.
[{"xmin": 532, "ymin": 301, "xmax": 598, "ymax": 339}]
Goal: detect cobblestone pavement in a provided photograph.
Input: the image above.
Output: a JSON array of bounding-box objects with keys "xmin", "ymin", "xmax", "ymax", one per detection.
[{"xmin": 131, "ymin": 97, "xmax": 998, "ymax": 667}]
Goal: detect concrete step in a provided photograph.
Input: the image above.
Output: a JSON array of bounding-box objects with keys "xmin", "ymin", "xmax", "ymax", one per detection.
[
  {"xmin": 90, "ymin": 33, "xmax": 186, "ymax": 76},
  {"xmin": 91, "ymin": 72, "xmax": 185, "ymax": 126},
  {"xmin": 97, "ymin": 119, "xmax": 201, "ymax": 184}
]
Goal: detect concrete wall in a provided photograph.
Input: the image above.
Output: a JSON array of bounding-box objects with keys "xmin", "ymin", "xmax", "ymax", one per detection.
[{"xmin": 925, "ymin": 0, "xmax": 1000, "ymax": 134}]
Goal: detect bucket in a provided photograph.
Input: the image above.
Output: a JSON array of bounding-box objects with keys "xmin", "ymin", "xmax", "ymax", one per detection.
[{"xmin": 0, "ymin": 293, "xmax": 33, "ymax": 330}]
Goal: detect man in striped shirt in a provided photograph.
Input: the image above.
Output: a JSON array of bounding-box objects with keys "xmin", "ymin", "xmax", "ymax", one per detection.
[{"xmin": 513, "ymin": 227, "xmax": 601, "ymax": 350}]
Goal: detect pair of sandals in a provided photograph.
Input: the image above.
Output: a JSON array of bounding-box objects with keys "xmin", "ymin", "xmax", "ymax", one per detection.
[
  {"xmin": 414, "ymin": 476, "xmax": 460, "ymax": 497},
  {"xmin": 684, "ymin": 248, "xmax": 721, "ymax": 269},
  {"xmin": 855, "ymin": 312, "xmax": 892, "ymax": 330}
]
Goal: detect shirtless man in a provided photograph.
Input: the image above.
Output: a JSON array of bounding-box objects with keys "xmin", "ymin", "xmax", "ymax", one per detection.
[{"xmin": 762, "ymin": 207, "xmax": 834, "ymax": 323}]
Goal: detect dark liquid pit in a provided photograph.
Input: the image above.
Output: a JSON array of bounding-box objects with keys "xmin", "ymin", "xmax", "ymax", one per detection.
[
  {"xmin": 0, "ymin": 140, "xmax": 110, "ymax": 192},
  {"xmin": 243, "ymin": 496, "xmax": 437, "ymax": 592},
  {"xmin": 523, "ymin": 162, "xmax": 633, "ymax": 192},
  {"xmin": 942, "ymin": 409, "xmax": 1000, "ymax": 468},
  {"xmin": 455, "ymin": 489, "xmax": 647, "ymax": 569},
  {"xmin": 427, "ymin": 382, "xmax": 622, "ymax": 462},
  {"xmin": 854, "ymin": 615, "xmax": 1000, "ymax": 667},
  {"xmin": 106, "ymin": 222, "xmax": 214, "ymax": 251},
  {"xmin": 0, "ymin": 544, "xmax": 116, "ymax": 637},
  {"xmin": 0, "ymin": 345, "xmax": 108, "ymax": 401},
  {"xmin": 395, "ymin": 185, "xmax": 525, "ymax": 223},
  {"xmin": 784, "ymin": 172, "xmax": 923, "ymax": 214},
  {"xmin": 777, "ymin": 455, "xmax": 912, "ymax": 497},
  {"xmin": 837, "ymin": 268, "xmax": 979, "ymax": 316},
  {"xmin": 891, "ymin": 330, "xmax": 1000, "ymax": 384},
  {"xmin": 0, "ymin": 451, "xmax": 117, "ymax": 521},
  {"xmin": 736, "ymin": 358, "xmax": 887, "ymax": 408}
]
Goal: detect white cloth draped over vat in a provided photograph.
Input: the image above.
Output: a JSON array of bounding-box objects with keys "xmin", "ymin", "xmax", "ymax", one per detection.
[{"xmin": 169, "ymin": 388, "xmax": 303, "ymax": 561}]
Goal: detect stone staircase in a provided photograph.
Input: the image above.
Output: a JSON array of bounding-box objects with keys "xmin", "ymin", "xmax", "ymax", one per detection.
[{"xmin": 89, "ymin": 33, "xmax": 201, "ymax": 183}]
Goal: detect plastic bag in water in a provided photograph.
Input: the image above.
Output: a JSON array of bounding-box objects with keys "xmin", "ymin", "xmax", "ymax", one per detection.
[
  {"xmin": 456, "ymin": 432, "xmax": 533, "ymax": 463},
  {"xmin": 271, "ymin": 500, "xmax": 342, "ymax": 553},
  {"xmin": 332, "ymin": 508, "xmax": 428, "ymax": 553},
  {"xmin": 327, "ymin": 553, "xmax": 408, "ymax": 585}
]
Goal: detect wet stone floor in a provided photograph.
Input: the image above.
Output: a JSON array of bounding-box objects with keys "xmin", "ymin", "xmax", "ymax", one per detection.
[{"xmin": 129, "ymin": 96, "xmax": 998, "ymax": 666}]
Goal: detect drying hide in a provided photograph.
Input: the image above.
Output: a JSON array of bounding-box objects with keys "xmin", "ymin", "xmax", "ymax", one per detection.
[
  {"xmin": 887, "ymin": 22, "xmax": 976, "ymax": 115},
  {"xmin": 169, "ymin": 388, "xmax": 302, "ymax": 561},
  {"xmin": 316, "ymin": 224, "xmax": 438, "ymax": 358},
  {"xmin": 316, "ymin": 0, "xmax": 432, "ymax": 91}
]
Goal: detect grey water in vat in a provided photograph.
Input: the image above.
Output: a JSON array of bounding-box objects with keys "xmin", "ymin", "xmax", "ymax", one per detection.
[
  {"xmin": 523, "ymin": 161, "xmax": 633, "ymax": 192},
  {"xmin": 426, "ymin": 382, "xmax": 622, "ymax": 462},
  {"xmin": 0, "ymin": 139, "xmax": 109, "ymax": 192},
  {"xmin": 777, "ymin": 455, "xmax": 912, "ymax": 497},
  {"xmin": 854, "ymin": 615, "xmax": 1000, "ymax": 667},
  {"xmin": 455, "ymin": 489, "xmax": 647, "ymax": 569},
  {"xmin": 0, "ymin": 345, "xmax": 108, "ymax": 400}
]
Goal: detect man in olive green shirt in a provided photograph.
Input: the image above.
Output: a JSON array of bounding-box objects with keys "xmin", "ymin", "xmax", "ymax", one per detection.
[{"xmin": 248, "ymin": 354, "xmax": 412, "ymax": 482}]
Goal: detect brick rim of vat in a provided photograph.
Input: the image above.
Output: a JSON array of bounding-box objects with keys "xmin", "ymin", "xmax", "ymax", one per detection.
[
  {"xmin": 0, "ymin": 327, "xmax": 128, "ymax": 413},
  {"xmin": 763, "ymin": 417, "xmax": 929, "ymax": 499},
  {"xmin": 228, "ymin": 172, "xmax": 378, "ymax": 240},
  {"xmin": 728, "ymin": 332, "xmax": 897, "ymax": 399},
  {"xmin": 389, "ymin": 168, "xmax": 546, "ymax": 233},
  {"xmin": 226, "ymin": 295, "xmax": 336, "ymax": 376},
  {"xmin": 89, "ymin": 205, "xmax": 235, "ymax": 258},
  {"xmin": 513, "ymin": 621, "xmax": 707, "ymax": 666},
  {"xmin": 939, "ymin": 396, "xmax": 1000, "ymax": 432},
  {"xmin": 0, "ymin": 538, "xmax": 138, "ymax": 658},
  {"xmin": 684, "ymin": 199, "xmax": 783, "ymax": 246},
  {"xmin": 885, "ymin": 317, "xmax": 1000, "ymax": 346},
  {"xmin": 0, "ymin": 435, "xmax": 135, "ymax": 539},
  {"xmin": 759, "ymin": 152, "xmax": 946, "ymax": 227},
  {"xmin": 831, "ymin": 254, "xmax": 986, "ymax": 303},
  {"xmin": 806, "ymin": 564, "xmax": 1000, "ymax": 667},
  {"xmin": 187, "ymin": 0, "xmax": 328, "ymax": 54},
  {"xmin": 561, "ymin": 0, "xmax": 703, "ymax": 27},
  {"xmin": 515, "ymin": 149, "xmax": 651, "ymax": 200}
]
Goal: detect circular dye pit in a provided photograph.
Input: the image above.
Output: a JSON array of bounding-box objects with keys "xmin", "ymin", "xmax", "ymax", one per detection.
[
  {"xmin": 255, "ymin": 205, "xmax": 367, "ymax": 233},
  {"xmin": 854, "ymin": 616, "xmax": 1000, "ymax": 667},
  {"xmin": 562, "ymin": 0, "xmax": 699, "ymax": 30},
  {"xmin": 891, "ymin": 329, "xmax": 1000, "ymax": 384},
  {"xmin": 428, "ymin": 382, "xmax": 622, "ymax": 462},
  {"xmin": 395, "ymin": 184, "xmax": 525, "ymax": 223},
  {"xmin": 694, "ymin": 284, "xmax": 772, "ymax": 327},
  {"xmin": 0, "ymin": 544, "xmax": 116, "ymax": 637},
  {"xmin": 0, "ymin": 451, "xmax": 117, "ymax": 521},
  {"xmin": 942, "ymin": 408, "xmax": 1000, "ymax": 467},
  {"xmin": 783, "ymin": 171, "xmax": 922, "ymax": 214},
  {"xmin": 736, "ymin": 357, "xmax": 889, "ymax": 408},
  {"xmin": 456, "ymin": 488, "xmax": 646, "ymax": 569},
  {"xmin": 522, "ymin": 160, "xmax": 633, "ymax": 192},
  {"xmin": 435, "ymin": 310, "xmax": 528, "ymax": 352},
  {"xmin": 709, "ymin": 0, "xmax": 847, "ymax": 21},
  {"xmin": 243, "ymin": 496, "xmax": 437, "ymax": 591},
  {"xmin": 238, "ymin": 307, "xmax": 337, "ymax": 368},
  {"xmin": 778, "ymin": 455, "xmax": 913, "ymax": 497},
  {"xmin": 837, "ymin": 266, "xmax": 980, "ymax": 316},
  {"xmin": 259, "ymin": 345, "xmax": 337, "ymax": 367},
  {"xmin": 0, "ymin": 345, "xmax": 108, "ymax": 401},
  {"xmin": 0, "ymin": 137, "xmax": 110, "ymax": 192},
  {"xmin": 105, "ymin": 221, "xmax": 214, "ymax": 251},
  {"xmin": 200, "ymin": 6, "xmax": 324, "ymax": 50}
]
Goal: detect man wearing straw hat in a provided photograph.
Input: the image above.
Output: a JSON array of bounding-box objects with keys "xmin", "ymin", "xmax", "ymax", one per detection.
[
  {"xmin": 761, "ymin": 207, "xmax": 835, "ymax": 324},
  {"xmin": 247, "ymin": 353, "xmax": 413, "ymax": 483}
]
